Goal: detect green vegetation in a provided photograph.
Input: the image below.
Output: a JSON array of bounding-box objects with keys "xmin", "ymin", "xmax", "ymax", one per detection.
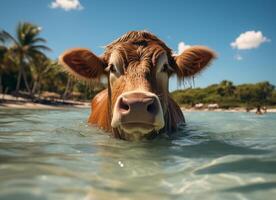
[
  {"xmin": 0, "ymin": 22, "xmax": 102, "ymax": 101},
  {"xmin": 171, "ymin": 80, "xmax": 276, "ymax": 109},
  {"xmin": 2, "ymin": 22, "xmax": 275, "ymax": 107}
]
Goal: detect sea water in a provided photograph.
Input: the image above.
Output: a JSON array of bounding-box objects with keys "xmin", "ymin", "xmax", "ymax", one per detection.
[{"xmin": 0, "ymin": 109, "xmax": 276, "ymax": 200}]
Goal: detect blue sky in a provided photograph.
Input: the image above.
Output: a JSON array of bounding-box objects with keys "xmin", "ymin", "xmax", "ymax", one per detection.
[{"xmin": 0, "ymin": 0, "xmax": 275, "ymax": 91}]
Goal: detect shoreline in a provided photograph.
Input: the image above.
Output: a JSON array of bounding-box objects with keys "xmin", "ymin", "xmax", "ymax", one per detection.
[
  {"xmin": 1, "ymin": 101, "xmax": 275, "ymax": 113},
  {"xmin": 0, "ymin": 101, "xmax": 90, "ymax": 109},
  {"xmin": 1, "ymin": 94, "xmax": 275, "ymax": 112},
  {"xmin": 181, "ymin": 107, "xmax": 276, "ymax": 113},
  {"xmin": 0, "ymin": 94, "xmax": 90, "ymax": 110}
]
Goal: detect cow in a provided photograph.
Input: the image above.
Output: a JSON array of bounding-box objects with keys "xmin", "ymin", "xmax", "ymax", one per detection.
[{"xmin": 59, "ymin": 31, "xmax": 215, "ymax": 141}]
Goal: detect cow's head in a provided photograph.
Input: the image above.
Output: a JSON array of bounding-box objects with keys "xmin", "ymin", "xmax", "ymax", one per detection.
[{"xmin": 59, "ymin": 31, "xmax": 215, "ymax": 140}]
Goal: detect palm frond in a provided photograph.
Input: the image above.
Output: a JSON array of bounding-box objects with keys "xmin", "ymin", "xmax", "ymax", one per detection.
[
  {"xmin": 0, "ymin": 45, "xmax": 8, "ymax": 62},
  {"xmin": 32, "ymin": 37, "xmax": 47, "ymax": 43},
  {"xmin": 0, "ymin": 31, "xmax": 5, "ymax": 43},
  {"xmin": 30, "ymin": 45, "xmax": 51, "ymax": 52},
  {"xmin": 27, "ymin": 49, "xmax": 47, "ymax": 60},
  {"xmin": 16, "ymin": 22, "xmax": 24, "ymax": 45},
  {"xmin": 0, "ymin": 30, "xmax": 19, "ymax": 46}
]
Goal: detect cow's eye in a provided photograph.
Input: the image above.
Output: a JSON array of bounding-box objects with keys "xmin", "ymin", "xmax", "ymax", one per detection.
[
  {"xmin": 109, "ymin": 64, "xmax": 116, "ymax": 73},
  {"xmin": 106, "ymin": 64, "xmax": 121, "ymax": 76},
  {"xmin": 160, "ymin": 64, "xmax": 173, "ymax": 73}
]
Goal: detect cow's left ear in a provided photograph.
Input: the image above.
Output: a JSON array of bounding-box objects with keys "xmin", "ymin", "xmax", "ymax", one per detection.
[
  {"xmin": 173, "ymin": 46, "xmax": 216, "ymax": 78},
  {"xmin": 59, "ymin": 48, "xmax": 106, "ymax": 81}
]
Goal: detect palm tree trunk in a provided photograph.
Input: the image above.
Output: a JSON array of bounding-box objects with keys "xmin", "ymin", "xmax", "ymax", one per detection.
[
  {"xmin": 16, "ymin": 54, "xmax": 31, "ymax": 95},
  {"xmin": 31, "ymin": 76, "xmax": 40, "ymax": 97},
  {"xmin": 32, "ymin": 81, "xmax": 37, "ymax": 95},
  {"xmin": 22, "ymin": 66, "xmax": 31, "ymax": 94},
  {"xmin": 37, "ymin": 83, "xmax": 41, "ymax": 98},
  {"xmin": 63, "ymin": 77, "xmax": 71, "ymax": 100},
  {"xmin": 0, "ymin": 73, "xmax": 3, "ymax": 94},
  {"xmin": 15, "ymin": 66, "xmax": 23, "ymax": 95}
]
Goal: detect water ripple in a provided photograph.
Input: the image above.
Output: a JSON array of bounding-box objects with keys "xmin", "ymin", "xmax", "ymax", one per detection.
[{"xmin": 0, "ymin": 109, "xmax": 276, "ymax": 199}]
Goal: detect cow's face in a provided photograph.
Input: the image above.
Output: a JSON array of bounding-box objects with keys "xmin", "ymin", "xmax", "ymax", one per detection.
[
  {"xmin": 60, "ymin": 31, "xmax": 215, "ymax": 140},
  {"xmin": 106, "ymin": 42, "xmax": 173, "ymax": 140}
]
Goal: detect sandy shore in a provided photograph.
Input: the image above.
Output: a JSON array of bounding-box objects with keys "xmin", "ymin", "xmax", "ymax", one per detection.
[
  {"xmin": 181, "ymin": 107, "xmax": 276, "ymax": 113},
  {"xmin": 1, "ymin": 102, "xmax": 275, "ymax": 113},
  {"xmin": 0, "ymin": 102, "xmax": 90, "ymax": 109},
  {"xmin": 0, "ymin": 94, "xmax": 90, "ymax": 109},
  {"xmin": 1, "ymin": 94, "xmax": 275, "ymax": 112}
]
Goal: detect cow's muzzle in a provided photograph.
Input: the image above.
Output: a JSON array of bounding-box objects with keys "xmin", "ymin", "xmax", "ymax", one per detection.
[{"xmin": 111, "ymin": 91, "xmax": 165, "ymax": 135}]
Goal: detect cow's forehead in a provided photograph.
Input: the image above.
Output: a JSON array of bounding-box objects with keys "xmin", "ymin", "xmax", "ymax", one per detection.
[
  {"xmin": 102, "ymin": 31, "xmax": 173, "ymax": 65},
  {"xmin": 108, "ymin": 42, "xmax": 168, "ymax": 66}
]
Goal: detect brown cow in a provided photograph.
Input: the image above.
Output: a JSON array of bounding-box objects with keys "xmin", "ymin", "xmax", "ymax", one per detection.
[{"xmin": 59, "ymin": 31, "xmax": 215, "ymax": 140}]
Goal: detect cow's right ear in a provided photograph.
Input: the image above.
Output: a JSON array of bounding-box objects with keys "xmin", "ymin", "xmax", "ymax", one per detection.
[{"xmin": 59, "ymin": 48, "xmax": 106, "ymax": 81}]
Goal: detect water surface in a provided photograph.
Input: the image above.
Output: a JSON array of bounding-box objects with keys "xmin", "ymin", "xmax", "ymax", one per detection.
[{"xmin": 0, "ymin": 109, "xmax": 276, "ymax": 200}]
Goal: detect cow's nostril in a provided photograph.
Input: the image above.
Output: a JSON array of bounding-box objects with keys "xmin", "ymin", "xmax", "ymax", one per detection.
[
  {"xmin": 119, "ymin": 97, "xmax": 130, "ymax": 112},
  {"xmin": 147, "ymin": 100, "xmax": 156, "ymax": 114}
]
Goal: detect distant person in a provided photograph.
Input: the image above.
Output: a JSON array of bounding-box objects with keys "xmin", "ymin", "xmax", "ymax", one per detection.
[
  {"xmin": 262, "ymin": 106, "xmax": 267, "ymax": 113},
  {"xmin": 256, "ymin": 106, "xmax": 263, "ymax": 115}
]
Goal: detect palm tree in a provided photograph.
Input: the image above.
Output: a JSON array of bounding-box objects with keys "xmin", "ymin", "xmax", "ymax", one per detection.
[
  {"xmin": 217, "ymin": 80, "xmax": 236, "ymax": 97},
  {"xmin": 0, "ymin": 35, "xmax": 8, "ymax": 93},
  {"xmin": 29, "ymin": 54, "xmax": 56, "ymax": 96},
  {"xmin": 63, "ymin": 76, "xmax": 73, "ymax": 99},
  {"xmin": 0, "ymin": 49, "xmax": 6, "ymax": 93},
  {"xmin": 0, "ymin": 22, "xmax": 50, "ymax": 95}
]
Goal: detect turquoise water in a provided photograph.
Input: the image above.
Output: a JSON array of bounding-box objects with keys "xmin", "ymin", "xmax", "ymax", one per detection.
[{"xmin": 0, "ymin": 109, "xmax": 276, "ymax": 200}]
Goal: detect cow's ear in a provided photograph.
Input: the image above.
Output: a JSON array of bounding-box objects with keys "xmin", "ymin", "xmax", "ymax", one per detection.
[
  {"xmin": 173, "ymin": 46, "xmax": 216, "ymax": 78},
  {"xmin": 59, "ymin": 48, "xmax": 106, "ymax": 81}
]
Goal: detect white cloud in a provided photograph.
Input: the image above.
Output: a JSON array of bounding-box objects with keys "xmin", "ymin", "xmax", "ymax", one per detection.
[
  {"xmin": 234, "ymin": 54, "xmax": 243, "ymax": 61},
  {"xmin": 177, "ymin": 41, "xmax": 191, "ymax": 55},
  {"xmin": 231, "ymin": 31, "xmax": 270, "ymax": 50},
  {"xmin": 50, "ymin": 0, "xmax": 83, "ymax": 11}
]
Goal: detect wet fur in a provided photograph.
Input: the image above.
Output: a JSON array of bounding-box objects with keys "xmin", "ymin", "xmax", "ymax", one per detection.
[
  {"xmin": 89, "ymin": 89, "xmax": 184, "ymax": 139},
  {"xmin": 60, "ymin": 31, "xmax": 215, "ymax": 140}
]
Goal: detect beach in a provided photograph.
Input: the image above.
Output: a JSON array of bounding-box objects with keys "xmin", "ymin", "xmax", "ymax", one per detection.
[
  {"xmin": 1, "ymin": 94, "xmax": 275, "ymax": 113},
  {"xmin": 182, "ymin": 107, "xmax": 276, "ymax": 113},
  {"xmin": 0, "ymin": 94, "xmax": 90, "ymax": 109}
]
